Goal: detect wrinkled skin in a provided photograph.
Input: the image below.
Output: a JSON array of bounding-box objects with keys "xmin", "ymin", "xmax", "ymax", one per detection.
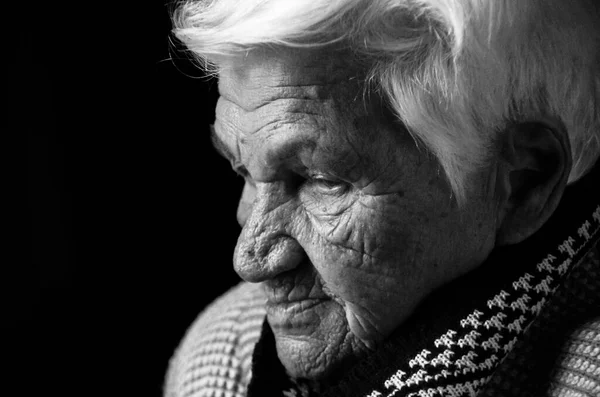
[{"xmin": 212, "ymin": 47, "xmax": 500, "ymax": 382}]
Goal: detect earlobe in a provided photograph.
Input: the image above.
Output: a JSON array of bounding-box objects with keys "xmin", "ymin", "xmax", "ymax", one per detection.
[{"xmin": 495, "ymin": 120, "xmax": 572, "ymax": 246}]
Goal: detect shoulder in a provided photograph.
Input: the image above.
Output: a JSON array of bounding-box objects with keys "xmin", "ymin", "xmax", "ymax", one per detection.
[
  {"xmin": 548, "ymin": 246, "xmax": 600, "ymax": 396},
  {"xmin": 164, "ymin": 282, "xmax": 266, "ymax": 397},
  {"xmin": 549, "ymin": 318, "xmax": 600, "ymax": 397},
  {"xmin": 482, "ymin": 245, "xmax": 600, "ymax": 396}
]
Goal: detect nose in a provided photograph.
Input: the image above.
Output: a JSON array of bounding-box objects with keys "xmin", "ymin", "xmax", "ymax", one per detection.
[
  {"xmin": 236, "ymin": 181, "xmax": 256, "ymax": 228},
  {"xmin": 233, "ymin": 181, "xmax": 306, "ymax": 283}
]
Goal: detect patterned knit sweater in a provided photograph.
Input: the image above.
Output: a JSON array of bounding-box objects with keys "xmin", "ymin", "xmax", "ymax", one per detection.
[{"xmin": 164, "ymin": 245, "xmax": 600, "ymax": 397}]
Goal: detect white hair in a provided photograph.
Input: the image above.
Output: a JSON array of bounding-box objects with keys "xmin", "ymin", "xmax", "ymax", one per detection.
[{"xmin": 172, "ymin": 0, "xmax": 600, "ymax": 203}]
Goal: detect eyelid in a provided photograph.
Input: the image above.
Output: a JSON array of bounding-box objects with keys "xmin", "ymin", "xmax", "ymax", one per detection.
[
  {"xmin": 233, "ymin": 163, "xmax": 248, "ymax": 177},
  {"xmin": 307, "ymin": 173, "xmax": 349, "ymax": 194},
  {"xmin": 308, "ymin": 172, "xmax": 341, "ymax": 183},
  {"xmin": 233, "ymin": 164, "xmax": 256, "ymax": 187},
  {"xmin": 209, "ymin": 124, "xmax": 252, "ymax": 183}
]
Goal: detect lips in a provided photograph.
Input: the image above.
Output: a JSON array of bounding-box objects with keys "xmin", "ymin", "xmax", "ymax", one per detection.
[
  {"xmin": 265, "ymin": 290, "xmax": 329, "ymax": 305},
  {"xmin": 265, "ymin": 297, "xmax": 329, "ymax": 334},
  {"xmin": 262, "ymin": 268, "xmax": 330, "ymax": 331},
  {"xmin": 264, "ymin": 284, "xmax": 330, "ymax": 330},
  {"xmin": 262, "ymin": 267, "xmax": 329, "ymax": 304},
  {"xmin": 264, "ymin": 291, "xmax": 329, "ymax": 313},
  {"xmin": 266, "ymin": 297, "xmax": 325, "ymax": 312}
]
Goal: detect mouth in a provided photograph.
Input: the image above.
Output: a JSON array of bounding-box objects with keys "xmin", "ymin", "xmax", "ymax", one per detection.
[
  {"xmin": 265, "ymin": 298, "xmax": 329, "ymax": 333},
  {"xmin": 262, "ymin": 264, "xmax": 329, "ymax": 300},
  {"xmin": 265, "ymin": 297, "xmax": 325, "ymax": 313},
  {"xmin": 262, "ymin": 267, "xmax": 330, "ymax": 332}
]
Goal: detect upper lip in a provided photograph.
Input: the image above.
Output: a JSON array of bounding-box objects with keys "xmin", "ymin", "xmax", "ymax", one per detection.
[
  {"xmin": 266, "ymin": 295, "xmax": 327, "ymax": 306},
  {"xmin": 262, "ymin": 270, "xmax": 329, "ymax": 305},
  {"xmin": 264, "ymin": 288, "xmax": 329, "ymax": 305}
]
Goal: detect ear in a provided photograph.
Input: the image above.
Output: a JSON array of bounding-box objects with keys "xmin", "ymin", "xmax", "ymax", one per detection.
[{"xmin": 495, "ymin": 120, "xmax": 572, "ymax": 246}]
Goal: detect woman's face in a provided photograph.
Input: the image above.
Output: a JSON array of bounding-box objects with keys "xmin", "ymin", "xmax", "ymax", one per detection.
[{"xmin": 212, "ymin": 47, "xmax": 499, "ymax": 381}]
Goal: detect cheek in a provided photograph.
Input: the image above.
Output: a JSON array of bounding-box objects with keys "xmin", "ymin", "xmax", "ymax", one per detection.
[
  {"xmin": 299, "ymin": 192, "xmax": 475, "ymax": 294},
  {"xmin": 309, "ymin": 195, "xmax": 414, "ymax": 261},
  {"xmin": 300, "ymin": 196, "xmax": 414, "ymax": 282}
]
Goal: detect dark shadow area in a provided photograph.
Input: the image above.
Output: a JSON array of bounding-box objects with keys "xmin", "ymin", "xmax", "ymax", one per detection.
[{"xmin": 21, "ymin": 2, "xmax": 243, "ymax": 396}]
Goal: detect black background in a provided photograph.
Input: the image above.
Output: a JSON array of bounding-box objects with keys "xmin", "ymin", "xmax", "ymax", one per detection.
[{"xmin": 20, "ymin": 1, "xmax": 243, "ymax": 396}]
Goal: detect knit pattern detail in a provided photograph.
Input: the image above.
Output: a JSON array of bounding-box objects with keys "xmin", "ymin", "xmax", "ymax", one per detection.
[
  {"xmin": 548, "ymin": 249, "xmax": 600, "ymax": 397},
  {"xmin": 549, "ymin": 320, "xmax": 600, "ymax": 397},
  {"xmin": 479, "ymin": 246, "xmax": 600, "ymax": 397},
  {"xmin": 164, "ymin": 282, "xmax": 266, "ymax": 397}
]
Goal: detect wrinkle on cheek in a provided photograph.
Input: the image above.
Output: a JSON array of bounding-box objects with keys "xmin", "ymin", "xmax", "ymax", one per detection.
[
  {"xmin": 324, "ymin": 212, "xmax": 354, "ymax": 243},
  {"xmin": 345, "ymin": 308, "xmax": 382, "ymax": 350},
  {"xmin": 302, "ymin": 196, "xmax": 354, "ymax": 221},
  {"xmin": 309, "ymin": 203, "xmax": 395, "ymax": 264},
  {"xmin": 317, "ymin": 232, "xmax": 381, "ymax": 275}
]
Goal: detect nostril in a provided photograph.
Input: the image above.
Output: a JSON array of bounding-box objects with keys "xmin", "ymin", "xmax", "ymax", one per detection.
[{"xmin": 234, "ymin": 236, "xmax": 307, "ymax": 283}]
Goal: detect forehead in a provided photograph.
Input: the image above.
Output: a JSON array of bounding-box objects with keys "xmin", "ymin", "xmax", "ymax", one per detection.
[
  {"xmin": 216, "ymin": 47, "xmax": 366, "ymax": 110},
  {"xmin": 211, "ymin": 46, "xmax": 407, "ymax": 185}
]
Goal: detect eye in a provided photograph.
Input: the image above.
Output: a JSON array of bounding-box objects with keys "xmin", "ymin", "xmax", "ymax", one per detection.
[
  {"xmin": 232, "ymin": 165, "xmax": 254, "ymax": 186},
  {"xmin": 308, "ymin": 174, "xmax": 349, "ymax": 195},
  {"xmin": 233, "ymin": 165, "xmax": 249, "ymax": 179}
]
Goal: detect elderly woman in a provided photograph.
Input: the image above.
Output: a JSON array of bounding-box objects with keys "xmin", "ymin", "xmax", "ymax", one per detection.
[{"xmin": 164, "ymin": 1, "xmax": 600, "ymax": 396}]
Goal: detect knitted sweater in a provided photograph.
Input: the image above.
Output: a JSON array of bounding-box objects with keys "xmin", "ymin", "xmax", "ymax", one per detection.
[{"xmin": 164, "ymin": 245, "xmax": 600, "ymax": 397}]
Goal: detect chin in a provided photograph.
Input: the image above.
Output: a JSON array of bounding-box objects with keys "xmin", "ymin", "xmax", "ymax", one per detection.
[
  {"xmin": 268, "ymin": 301, "xmax": 368, "ymax": 382},
  {"xmin": 276, "ymin": 336, "xmax": 362, "ymax": 381}
]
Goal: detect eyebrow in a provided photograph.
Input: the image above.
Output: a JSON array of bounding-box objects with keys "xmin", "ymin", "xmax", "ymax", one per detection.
[{"xmin": 209, "ymin": 124, "xmax": 236, "ymax": 163}]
